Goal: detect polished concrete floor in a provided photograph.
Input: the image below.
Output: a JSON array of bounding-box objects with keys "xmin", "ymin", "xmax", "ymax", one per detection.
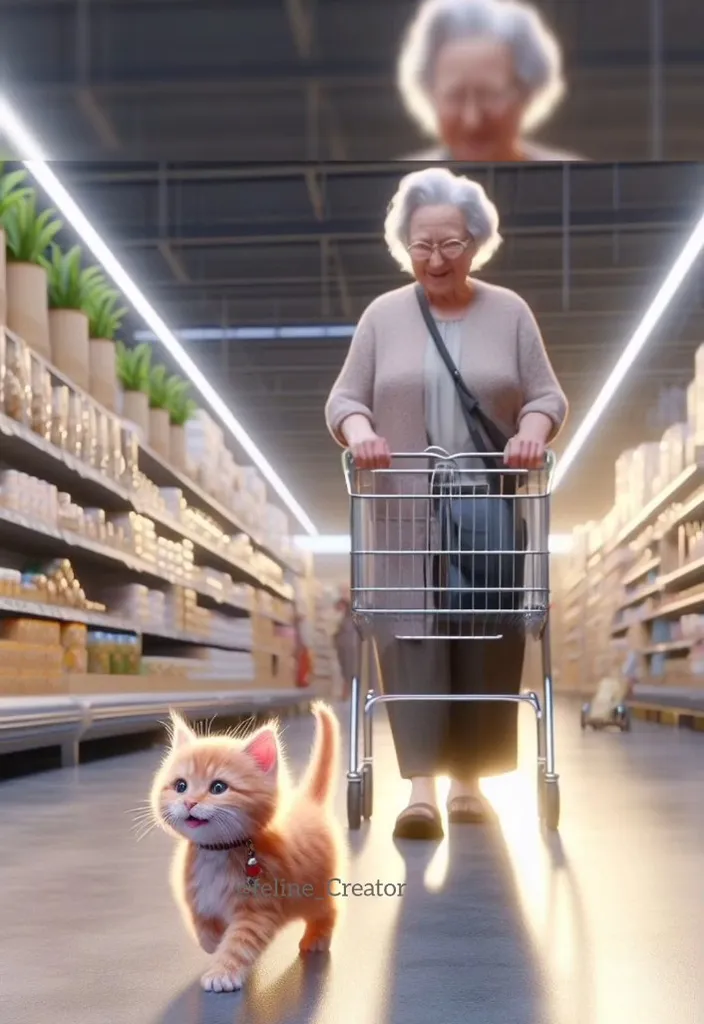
[{"xmin": 1, "ymin": 699, "xmax": 704, "ymax": 1024}]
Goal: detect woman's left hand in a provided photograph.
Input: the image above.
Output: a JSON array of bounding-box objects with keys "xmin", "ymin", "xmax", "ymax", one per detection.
[{"xmin": 504, "ymin": 434, "xmax": 546, "ymax": 469}]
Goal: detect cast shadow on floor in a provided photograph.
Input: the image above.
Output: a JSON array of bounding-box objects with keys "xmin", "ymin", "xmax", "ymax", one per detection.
[{"xmin": 155, "ymin": 953, "xmax": 332, "ymax": 1024}]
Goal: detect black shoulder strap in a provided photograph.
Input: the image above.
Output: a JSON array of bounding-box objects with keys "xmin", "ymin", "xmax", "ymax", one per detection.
[{"xmin": 415, "ymin": 283, "xmax": 509, "ymax": 457}]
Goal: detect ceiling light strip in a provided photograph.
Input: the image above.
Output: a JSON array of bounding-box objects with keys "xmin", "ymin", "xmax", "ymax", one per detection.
[
  {"xmin": 554, "ymin": 204, "xmax": 704, "ymax": 489},
  {"xmin": 0, "ymin": 95, "xmax": 318, "ymax": 535}
]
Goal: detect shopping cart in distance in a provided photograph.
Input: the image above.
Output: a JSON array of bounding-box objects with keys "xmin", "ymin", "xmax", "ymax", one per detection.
[{"xmin": 342, "ymin": 447, "xmax": 560, "ymax": 832}]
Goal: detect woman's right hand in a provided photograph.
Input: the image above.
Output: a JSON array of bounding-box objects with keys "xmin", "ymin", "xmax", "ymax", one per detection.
[{"xmin": 349, "ymin": 433, "xmax": 392, "ymax": 469}]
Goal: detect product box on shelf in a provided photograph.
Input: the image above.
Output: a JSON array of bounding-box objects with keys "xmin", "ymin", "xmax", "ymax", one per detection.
[{"xmin": 659, "ymin": 423, "xmax": 691, "ymax": 485}]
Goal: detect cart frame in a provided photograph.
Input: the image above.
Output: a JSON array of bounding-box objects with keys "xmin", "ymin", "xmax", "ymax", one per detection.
[{"xmin": 341, "ymin": 447, "xmax": 560, "ymax": 832}]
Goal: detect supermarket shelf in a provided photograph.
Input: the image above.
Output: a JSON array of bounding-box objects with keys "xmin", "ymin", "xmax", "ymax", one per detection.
[
  {"xmin": 629, "ymin": 689, "xmax": 704, "ymax": 730},
  {"xmin": 644, "ymin": 591, "xmax": 704, "ymax": 620},
  {"xmin": 660, "ymin": 555, "xmax": 704, "ymax": 592},
  {"xmin": 0, "ymin": 506, "xmax": 170, "ymax": 584},
  {"xmin": 0, "ymin": 506, "xmax": 270, "ymax": 618},
  {"xmin": 0, "ymin": 687, "xmax": 316, "ymax": 764},
  {"xmin": 141, "ymin": 627, "xmax": 284, "ymax": 654},
  {"xmin": 0, "ymin": 596, "xmax": 135, "ymax": 632},
  {"xmin": 604, "ymin": 463, "xmax": 704, "ymax": 554},
  {"xmin": 135, "ymin": 501, "xmax": 291, "ymax": 599},
  {"xmin": 617, "ymin": 580, "xmax": 662, "ymax": 612},
  {"xmin": 1, "ymin": 336, "xmax": 298, "ymax": 577},
  {"xmin": 0, "ymin": 411, "xmax": 132, "ymax": 511},
  {"xmin": 642, "ymin": 640, "xmax": 692, "ymax": 656},
  {"xmin": 138, "ymin": 442, "xmax": 299, "ymax": 575},
  {"xmin": 0, "ymin": 596, "xmax": 279, "ymax": 652},
  {"xmin": 622, "ymin": 556, "xmax": 660, "ymax": 589},
  {"xmin": 0, "ymin": 410, "xmax": 293, "ymax": 599}
]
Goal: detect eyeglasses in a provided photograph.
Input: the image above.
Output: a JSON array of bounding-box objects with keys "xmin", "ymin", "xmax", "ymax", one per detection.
[
  {"xmin": 439, "ymin": 84, "xmax": 520, "ymax": 116},
  {"xmin": 406, "ymin": 239, "xmax": 471, "ymax": 261}
]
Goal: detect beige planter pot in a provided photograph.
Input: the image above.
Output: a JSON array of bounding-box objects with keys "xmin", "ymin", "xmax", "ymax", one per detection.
[
  {"xmin": 89, "ymin": 338, "xmax": 118, "ymax": 412},
  {"xmin": 6, "ymin": 261, "xmax": 50, "ymax": 358},
  {"xmin": 121, "ymin": 389, "xmax": 149, "ymax": 438},
  {"xmin": 149, "ymin": 407, "xmax": 170, "ymax": 459},
  {"xmin": 49, "ymin": 308, "xmax": 89, "ymax": 391},
  {"xmin": 0, "ymin": 228, "xmax": 6, "ymax": 327},
  {"xmin": 170, "ymin": 424, "xmax": 186, "ymax": 471}
]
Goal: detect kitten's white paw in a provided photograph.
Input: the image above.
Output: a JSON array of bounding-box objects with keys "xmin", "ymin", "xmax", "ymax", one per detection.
[{"xmin": 200, "ymin": 964, "xmax": 243, "ymax": 993}]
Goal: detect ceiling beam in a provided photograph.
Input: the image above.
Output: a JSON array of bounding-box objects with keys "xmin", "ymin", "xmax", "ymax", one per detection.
[
  {"xmin": 64, "ymin": 159, "xmax": 700, "ymax": 186},
  {"xmin": 10, "ymin": 54, "xmax": 704, "ymax": 96},
  {"xmin": 114, "ymin": 206, "xmax": 698, "ymax": 249},
  {"xmin": 74, "ymin": 0, "xmax": 121, "ymax": 151}
]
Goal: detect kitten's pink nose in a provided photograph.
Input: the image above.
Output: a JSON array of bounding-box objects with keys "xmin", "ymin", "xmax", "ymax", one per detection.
[{"xmin": 184, "ymin": 799, "xmax": 197, "ymax": 811}]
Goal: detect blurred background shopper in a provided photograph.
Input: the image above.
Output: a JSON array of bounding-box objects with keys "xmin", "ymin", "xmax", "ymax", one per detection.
[
  {"xmin": 333, "ymin": 587, "xmax": 356, "ymax": 701},
  {"xmin": 325, "ymin": 166, "xmax": 567, "ymax": 840},
  {"xmin": 398, "ymin": 0, "xmax": 580, "ymax": 161}
]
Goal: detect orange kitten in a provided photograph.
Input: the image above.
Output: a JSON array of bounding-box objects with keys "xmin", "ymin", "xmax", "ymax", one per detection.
[{"xmin": 150, "ymin": 701, "xmax": 343, "ymax": 993}]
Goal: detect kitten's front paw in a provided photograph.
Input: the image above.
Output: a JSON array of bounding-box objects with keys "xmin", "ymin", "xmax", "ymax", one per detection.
[{"xmin": 200, "ymin": 962, "xmax": 244, "ymax": 993}]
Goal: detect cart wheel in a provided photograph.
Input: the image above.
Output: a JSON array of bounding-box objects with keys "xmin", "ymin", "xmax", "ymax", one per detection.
[
  {"xmin": 362, "ymin": 763, "xmax": 373, "ymax": 820},
  {"xmin": 580, "ymin": 710, "xmax": 587, "ymax": 731},
  {"xmin": 542, "ymin": 779, "xmax": 560, "ymax": 831},
  {"xmin": 347, "ymin": 778, "xmax": 362, "ymax": 830},
  {"xmin": 621, "ymin": 709, "xmax": 632, "ymax": 733}
]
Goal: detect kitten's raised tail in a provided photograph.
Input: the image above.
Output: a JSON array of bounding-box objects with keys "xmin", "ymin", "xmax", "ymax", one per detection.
[{"xmin": 300, "ymin": 701, "xmax": 340, "ymax": 804}]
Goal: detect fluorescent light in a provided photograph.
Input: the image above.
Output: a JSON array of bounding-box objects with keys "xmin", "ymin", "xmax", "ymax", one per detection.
[
  {"xmin": 0, "ymin": 94, "xmax": 318, "ymax": 536},
  {"xmin": 135, "ymin": 325, "xmax": 355, "ymax": 344},
  {"xmin": 295, "ymin": 533, "xmax": 573, "ymax": 555},
  {"xmin": 554, "ymin": 203, "xmax": 704, "ymax": 489}
]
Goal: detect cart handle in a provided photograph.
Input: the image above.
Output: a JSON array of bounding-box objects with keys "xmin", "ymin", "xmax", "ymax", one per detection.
[{"xmin": 342, "ymin": 447, "xmax": 556, "ymax": 489}]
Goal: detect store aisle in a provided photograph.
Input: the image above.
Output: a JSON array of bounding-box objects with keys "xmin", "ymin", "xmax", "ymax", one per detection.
[{"xmin": 2, "ymin": 700, "xmax": 704, "ymax": 1024}]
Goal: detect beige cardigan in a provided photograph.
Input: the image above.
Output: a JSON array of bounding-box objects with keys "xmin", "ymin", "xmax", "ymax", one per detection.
[
  {"xmin": 325, "ymin": 279, "xmax": 567, "ymax": 452},
  {"xmin": 325, "ymin": 280, "xmax": 567, "ymax": 626}
]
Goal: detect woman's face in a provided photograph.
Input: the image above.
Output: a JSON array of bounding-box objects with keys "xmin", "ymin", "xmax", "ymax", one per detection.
[
  {"xmin": 408, "ymin": 204, "xmax": 474, "ymax": 301},
  {"xmin": 430, "ymin": 36, "xmax": 529, "ymax": 160}
]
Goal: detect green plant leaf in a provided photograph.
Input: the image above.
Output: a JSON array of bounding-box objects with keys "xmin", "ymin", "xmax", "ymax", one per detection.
[
  {"xmin": 3, "ymin": 194, "xmax": 63, "ymax": 264},
  {"xmin": 116, "ymin": 341, "xmax": 152, "ymax": 392},
  {"xmin": 0, "ymin": 165, "xmax": 32, "ymax": 220},
  {"xmin": 164, "ymin": 375, "xmax": 199, "ymax": 425},
  {"xmin": 83, "ymin": 274, "xmax": 129, "ymax": 339},
  {"xmin": 148, "ymin": 363, "xmax": 172, "ymax": 409},
  {"xmin": 40, "ymin": 244, "xmax": 110, "ymax": 311}
]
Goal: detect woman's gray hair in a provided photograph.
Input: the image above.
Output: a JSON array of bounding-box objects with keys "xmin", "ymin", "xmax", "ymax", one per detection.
[
  {"xmin": 384, "ymin": 166, "xmax": 502, "ymax": 272},
  {"xmin": 398, "ymin": 0, "xmax": 565, "ymax": 135}
]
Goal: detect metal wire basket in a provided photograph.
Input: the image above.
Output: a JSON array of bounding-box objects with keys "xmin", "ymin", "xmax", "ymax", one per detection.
[{"xmin": 342, "ymin": 447, "xmax": 555, "ymax": 640}]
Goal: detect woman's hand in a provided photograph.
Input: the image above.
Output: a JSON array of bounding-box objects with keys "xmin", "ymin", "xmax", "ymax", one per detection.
[
  {"xmin": 504, "ymin": 434, "xmax": 546, "ymax": 469},
  {"xmin": 349, "ymin": 433, "xmax": 392, "ymax": 469}
]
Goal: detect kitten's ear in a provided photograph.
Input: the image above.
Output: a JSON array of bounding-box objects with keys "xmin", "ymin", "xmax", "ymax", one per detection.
[
  {"xmin": 168, "ymin": 710, "xmax": 195, "ymax": 749},
  {"xmin": 243, "ymin": 727, "xmax": 278, "ymax": 774}
]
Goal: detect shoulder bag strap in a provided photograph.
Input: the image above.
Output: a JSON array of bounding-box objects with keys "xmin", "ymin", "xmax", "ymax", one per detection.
[{"xmin": 415, "ymin": 284, "xmax": 512, "ymax": 485}]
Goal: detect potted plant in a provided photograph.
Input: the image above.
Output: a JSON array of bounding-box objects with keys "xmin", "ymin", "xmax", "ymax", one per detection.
[
  {"xmin": 41, "ymin": 244, "xmax": 104, "ymax": 390},
  {"xmin": 0, "ymin": 164, "xmax": 33, "ymax": 326},
  {"xmin": 147, "ymin": 363, "xmax": 174, "ymax": 459},
  {"xmin": 165, "ymin": 375, "xmax": 198, "ymax": 471},
  {"xmin": 116, "ymin": 341, "xmax": 151, "ymax": 437},
  {"xmin": 84, "ymin": 277, "xmax": 128, "ymax": 412},
  {"xmin": 2, "ymin": 192, "xmax": 62, "ymax": 358}
]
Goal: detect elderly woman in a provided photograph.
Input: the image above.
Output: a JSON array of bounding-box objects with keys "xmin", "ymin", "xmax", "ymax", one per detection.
[
  {"xmin": 325, "ymin": 166, "xmax": 567, "ymax": 839},
  {"xmin": 398, "ymin": 0, "xmax": 579, "ymax": 162}
]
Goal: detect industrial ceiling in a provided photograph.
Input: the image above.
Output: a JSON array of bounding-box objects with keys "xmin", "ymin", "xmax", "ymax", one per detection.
[
  {"xmin": 1, "ymin": 0, "xmax": 702, "ymax": 162},
  {"xmin": 56, "ymin": 159, "xmax": 704, "ymax": 533},
  {"xmin": 2, "ymin": 2, "xmax": 704, "ymax": 534}
]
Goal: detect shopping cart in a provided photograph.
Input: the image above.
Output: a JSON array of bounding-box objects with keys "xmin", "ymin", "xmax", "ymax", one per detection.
[{"xmin": 342, "ymin": 447, "xmax": 560, "ymax": 832}]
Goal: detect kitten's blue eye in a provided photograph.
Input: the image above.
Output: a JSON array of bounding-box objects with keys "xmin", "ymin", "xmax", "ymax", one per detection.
[
  {"xmin": 209, "ymin": 780, "xmax": 228, "ymax": 795},
  {"xmin": 174, "ymin": 779, "xmax": 188, "ymax": 793}
]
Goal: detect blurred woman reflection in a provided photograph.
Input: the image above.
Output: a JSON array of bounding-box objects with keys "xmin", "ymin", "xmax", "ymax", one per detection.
[{"xmin": 398, "ymin": 0, "xmax": 581, "ymax": 162}]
